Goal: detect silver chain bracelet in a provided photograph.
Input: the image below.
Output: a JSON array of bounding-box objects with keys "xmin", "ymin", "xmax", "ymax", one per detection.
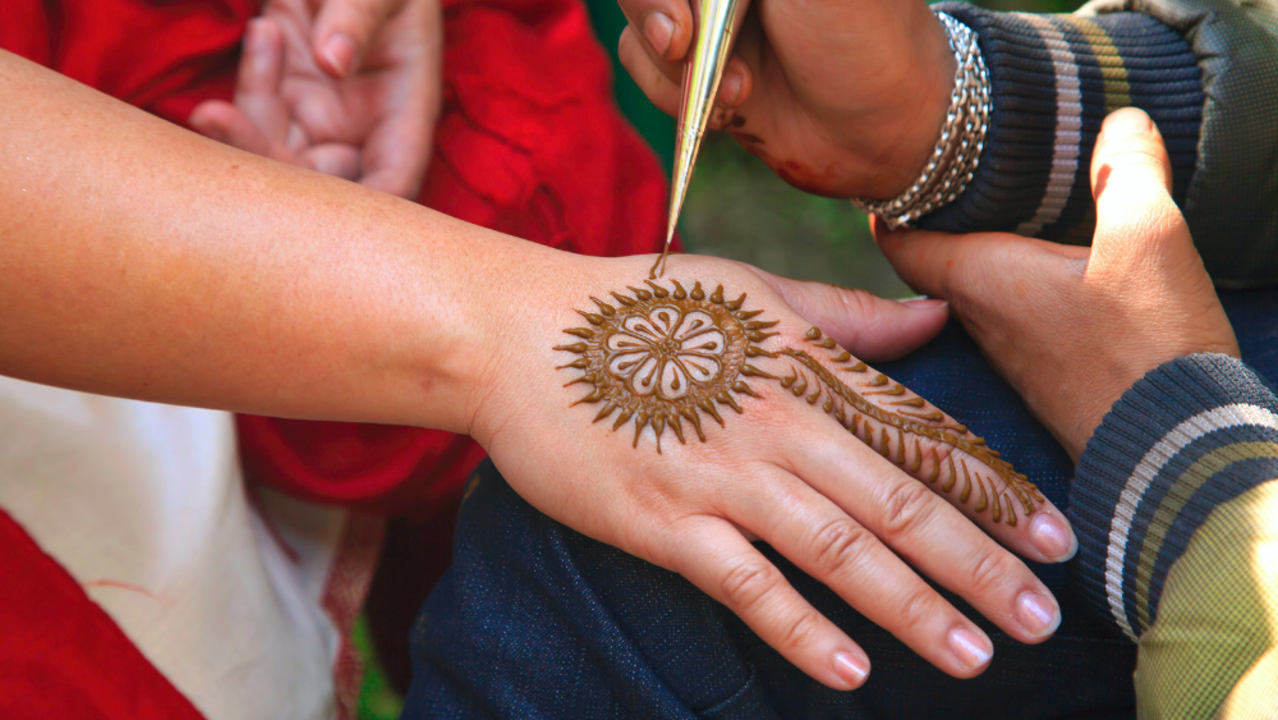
[{"xmin": 852, "ymin": 11, "xmax": 991, "ymax": 229}]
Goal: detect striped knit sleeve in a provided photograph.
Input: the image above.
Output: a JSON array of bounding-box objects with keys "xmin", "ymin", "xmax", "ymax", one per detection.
[
  {"xmin": 1068, "ymin": 354, "xmax": 1278, "ymax": 717},
  {"xmin": 923, "ymin": 3, "xmax": 1202, "ymax": 246}
]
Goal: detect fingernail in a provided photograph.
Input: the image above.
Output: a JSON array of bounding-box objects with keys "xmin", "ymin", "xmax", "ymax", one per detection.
[
  {"xmin": 720, "ymin": 67, "xmax": 744, "ymax": 106},
  {"xmin": 1016, "ymin": 591, "xmax": 1061, "ymax": 638},
  {"xmin": 901, "ymin": 298, "xmax": 947, "ymax": 311},
  {"xmin": 1030, "ymin": 513, "xmax": 1077, "ymax": 562},
  {"xmin": 948, "ymin": 627, "xmax": 992, "ymax": 671},
  {"xmin": 323, "ymin": 32, "xmax": 357, "ymax": 78},
  {"xmin": 1103, "ymin": 108, "xmax": 1155, "ymax": 139},
  {"xmin": 833, "ymin": 651, "xmax": 869, "ymax": 688},
  {"xmin": 643, "ymin": 12, "xmax": 675, "ymax": 58}
]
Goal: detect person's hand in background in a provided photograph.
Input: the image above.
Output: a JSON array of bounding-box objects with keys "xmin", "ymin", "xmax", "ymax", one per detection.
[
  {"xmin": 876, "ymin": 108, "xmax": 1240, "ymax": 461},
  {"xmin": 190, "ymin": 0, "xmax": 441, "ymax": 198},
  {"xmin": 615, "ymin": 0, "xmax": 953, "ymax": 200}
]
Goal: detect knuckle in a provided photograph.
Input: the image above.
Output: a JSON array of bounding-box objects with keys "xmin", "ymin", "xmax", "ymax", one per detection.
[
  {"xmin": 965, "ymin": 548, "xmax": 1016, "ymax": 599},
  {"xmin": 837, "ymin": 288, "xmax": 879, "ymax": 326},
  {"xmin": 878, "ymin": 481, "xmax": 938, "ymax": 542},
  {"xmin": 776, "ymin": 609, "xmax": 825, "ymax": 654},
  {"xmin": 719, "ymin": 559, "xmax": 782, "ymax": 611},
  {"xmin": 807, "ymin": 518, "xmax": 874, "ymax": 577},
  {"xmin": 895, "ymin": 584, "xmax": 942, "ymax": 631}
]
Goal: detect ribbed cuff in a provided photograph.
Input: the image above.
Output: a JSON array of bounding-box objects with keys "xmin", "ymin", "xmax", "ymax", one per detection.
[
  {"xmin": 1067, "ymin": 354, "xmax": 1278, "ymax": 641},
  {"xmin": 923, "ymin": 3, "xmax": 1202, "ymax": 243}
]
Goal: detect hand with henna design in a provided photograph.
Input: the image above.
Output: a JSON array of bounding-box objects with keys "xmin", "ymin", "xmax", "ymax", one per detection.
[
  {"xmin": 615, "ymin": 0, "xmax": 953, "ymax": 199},
  {"xmin": 876, "ymin": 109, "xmax": 1240, "ymax": 461},
  {"xmin": 469, "ymin": 251, "xmax": 1077, "ymax": 689}
]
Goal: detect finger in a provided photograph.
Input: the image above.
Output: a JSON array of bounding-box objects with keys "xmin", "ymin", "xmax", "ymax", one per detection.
[
  {"xmin": 302, "ymin": 143, "xmax": 362, "ymax": 181},
  {"xmin": 313, "ymin": 0, "xmax": 409, "ymax": 78},
  {"xmin": 618, "ymin": 0, "xmax": 694, "ymax": 62},
  {"xmin": 353, "ymin": 0, "xmax": 439, "ymax": 198},
  {"xmin": 359, "ymin": 115, "xmax": 433, "ymax": 197},
  {"xmin": 784, "ymin": 431, "xmax": 1066, "ymax": 646},
  {"xmin": 619, "ymin": 26, "xmax": 683, "ymax": 117},
  {"xmin": 764, "ymin": 329, "xmax": 1077, "ymax": 565},
  {"xmin": 725, "ymin": 469, "xmax": 997, "ymax": 677},
  {"xmin": 872, "ymin": 219, "xmax": 967, "ymax": 301},
  {"xmin": 188, "ymin": 100, "xmax": 272, "ymax": 157},
  {"xmin": 233, "ymin": 17, "xmax": 292, "ymax": 149},
  {"xmin": 1088, "ymin": 108, "xmax": 1189, "ymax": 273},
  {"xmin": 752, "ymin": 269, "xmax": 948, "ymax": 362},
  {"xmin": 670, "ymin": 517, "xmax": 871, "ymax": 690},
  {"xmin": 1090, "ymin": 108, "xmax": 1173, "ymax": 201}
]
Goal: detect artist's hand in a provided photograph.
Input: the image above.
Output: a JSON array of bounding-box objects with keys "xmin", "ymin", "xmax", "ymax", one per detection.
[
  {"xmin": 468, "ymin": 252, "xmax": 1077, "ymax": 689},
  {"xmin": 877, "ymin": 109, "xmax": 1240, "ymax": 461},
  {"xmin": 615, "ymin": 0, "xmax": 953, "ymax": 199},
  {"xmin": 189, "ymin": 0, "xmax": 441, "ymax": 198}
]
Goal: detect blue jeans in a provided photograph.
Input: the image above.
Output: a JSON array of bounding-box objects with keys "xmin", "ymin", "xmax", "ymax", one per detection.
[{"xmin": 403, "ymin": 289, "xmax": 1278, "ymax": 719}]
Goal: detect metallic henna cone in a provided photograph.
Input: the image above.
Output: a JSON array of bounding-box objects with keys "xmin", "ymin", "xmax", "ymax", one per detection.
[{"xmin": 650, "ymin": 0, "xmax": 744, "ymax": 279}]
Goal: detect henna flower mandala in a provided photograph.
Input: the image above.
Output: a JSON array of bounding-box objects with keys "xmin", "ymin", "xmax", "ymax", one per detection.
[{"xmin": 555, "ymin": 279, "xmax": 777, "ymax": 451}]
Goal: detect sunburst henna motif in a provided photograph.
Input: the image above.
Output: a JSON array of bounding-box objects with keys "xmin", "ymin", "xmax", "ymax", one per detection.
[
  {"xmin": 556, "ymin": 280, "xmax": 1045, "ymax": 525},
  {"xmin": 555, "ymin": 280, "xmax": 775, "ymax": 452}
]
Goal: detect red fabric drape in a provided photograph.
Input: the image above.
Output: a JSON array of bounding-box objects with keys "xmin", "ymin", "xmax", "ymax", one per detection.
[{"xmin": 0, "ymin": 510, "xmax": 207, "ymax": 719}]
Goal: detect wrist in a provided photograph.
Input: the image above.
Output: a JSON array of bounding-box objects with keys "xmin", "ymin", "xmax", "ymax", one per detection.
[{"xmin": 854, "ymin": 11, "xmax": 957, "ymax": 200}]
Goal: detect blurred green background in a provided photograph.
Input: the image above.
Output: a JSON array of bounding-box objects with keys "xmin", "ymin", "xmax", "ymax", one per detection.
[{"xmin": 357, "ymin": 1, "xmax": 1084, "ymax": 717}]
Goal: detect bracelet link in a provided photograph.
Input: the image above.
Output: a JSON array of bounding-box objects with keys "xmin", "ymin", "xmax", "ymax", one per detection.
[{"xmin": 852, "ymin": 11, "xmax": 991, "ymax": 230}]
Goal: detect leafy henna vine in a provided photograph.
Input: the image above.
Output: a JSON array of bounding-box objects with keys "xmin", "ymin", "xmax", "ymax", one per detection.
[{"xmin": 556, "ymin": 280, "xmax": 1045, "ymax": 525}]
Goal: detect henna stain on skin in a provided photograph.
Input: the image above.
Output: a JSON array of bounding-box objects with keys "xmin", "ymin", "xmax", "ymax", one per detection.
[{"xmin": 558, "ymin": 279, "xmax": 1046, "ymax": 525}]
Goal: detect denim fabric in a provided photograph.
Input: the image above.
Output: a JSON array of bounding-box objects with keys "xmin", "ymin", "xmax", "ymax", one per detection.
[{"xmin": 403, "ymin": 289, "xmax": 1278, "ymax": 720}]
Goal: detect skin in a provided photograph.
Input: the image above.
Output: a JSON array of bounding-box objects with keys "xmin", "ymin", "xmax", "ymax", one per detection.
[
  {"xmin": 876, "ymin": 108, "xmax": 1242, "ymax": 461},
  {"xmin": 188, "ymin": 0, "xmax": 441, "ymax": 199},
  {"xmin": 615, "ymin": 0, "xmax": 954, "ymax": 199},
  {"xmin": 0, "ymin": 50, "xmax": 1076, "ymax": 689}
]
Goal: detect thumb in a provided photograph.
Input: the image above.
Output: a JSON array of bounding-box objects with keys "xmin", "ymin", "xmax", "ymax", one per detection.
[
  {"xmin": 1088, "ymin": 108, "xmax": 1190, "ymax": 272},
  {"xmin": 752, "ymin": 270, "xmax": 949, "ymax": 362},
  {"xmin": 313, "ymin": 0, "xmax": 407, "ymax": 78}
]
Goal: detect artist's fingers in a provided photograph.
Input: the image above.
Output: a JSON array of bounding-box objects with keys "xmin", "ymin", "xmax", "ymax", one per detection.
[
  {"xmin": 753, "ymin": 270, "xmax": 948, "ymax": 363},
  {"xmin": 617, "ymin": 0, "xmax": 694, "ymax": 63},
  {"xmin": 667, "ymin": 516, "xmax": 871, "ymax": 690},
  {"xmin": 617, "ymin": 7, "xmax": 753, "ymax": 119},
  {"xmin": 619, "ymin": 25, "xmax": 683, "ymax": 116},
  {"xmin": 787, "ymin": 430, "xmax": 1066, "ymax": 644},
  {"xmin": 726, "ymin": 467, "xmax": 996, "ymax": 677},
  {"xmin": 312, "ymin": 0, "xmax": 409, "ymax": 78}
]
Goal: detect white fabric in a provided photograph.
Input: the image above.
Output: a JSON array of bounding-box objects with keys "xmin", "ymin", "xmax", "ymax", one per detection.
[{"xmin": 0, "ymin": 377, "xmax": 345, "ymax": 720}]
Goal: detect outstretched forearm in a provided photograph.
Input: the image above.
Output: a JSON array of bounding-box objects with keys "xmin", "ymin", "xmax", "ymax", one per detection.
[{"xmin": 0, "ymin": 49, "xmax": 536, "ymax": 433}]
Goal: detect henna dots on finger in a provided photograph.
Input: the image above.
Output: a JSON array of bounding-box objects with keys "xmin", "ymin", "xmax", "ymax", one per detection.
[{"xmin": 556, "ymin": 279, "xmax": 1045, "ymax": 525}]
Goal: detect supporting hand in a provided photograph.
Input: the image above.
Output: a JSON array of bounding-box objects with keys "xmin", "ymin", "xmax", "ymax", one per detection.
[
  {"xmin": 189, "ymin": 0, "xmax": 441, "ymax": 198},
  {"xmin": 876, "ymin": 109, "xmax": 1240, "ymax": 461},
  {"xmin": 469, "ymin": 251, "xmax": 1078, "ymax": 689},
  {"xmin": 615, "ymin": 0, "xmax": 954, "ymax": 199}
]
